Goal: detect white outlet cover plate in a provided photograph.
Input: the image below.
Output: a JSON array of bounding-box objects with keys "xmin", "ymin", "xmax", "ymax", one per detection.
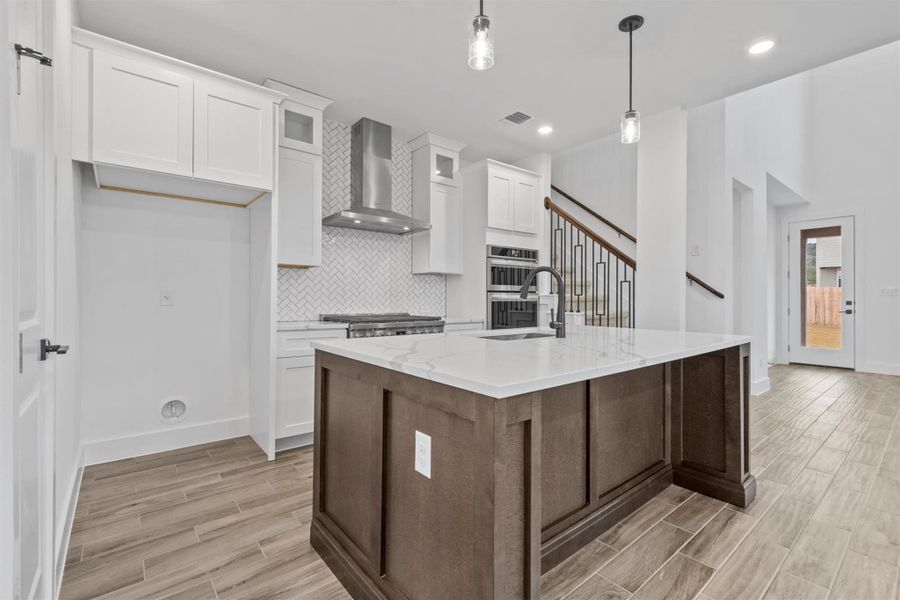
[
  {"xmin": 415, "ymin": 430, "xmax": 431, "ymax": 479},
  {"xmin": 160, "ymin": 289, "xmax": 174, "ymax": 306}
]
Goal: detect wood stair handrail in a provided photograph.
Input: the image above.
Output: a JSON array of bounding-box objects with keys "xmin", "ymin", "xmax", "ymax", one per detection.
[
  {"xmin": 551, "ymin": 184, "xmax": 637, "ymax": 243},
  {"xmin": 544, "ymin": 196, "xmax": 726, "ymax": 299},
  {"xmin": 686, "ymin": 272, "xmax": 726, "ymax": 299},
  {"xmin": 544, "ymin": 197, "xmax": 636, "ymax": 269}
]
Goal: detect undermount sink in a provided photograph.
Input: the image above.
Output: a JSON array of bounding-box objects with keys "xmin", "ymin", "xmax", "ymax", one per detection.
[{"xmin": 480, "ymin": 332, "xmax": 556, "ymax": 341}]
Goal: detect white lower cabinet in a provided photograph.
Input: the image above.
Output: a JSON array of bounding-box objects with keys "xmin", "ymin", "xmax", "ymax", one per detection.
[{"xmin": 275, "ymin": 355, "xmax": 315, "ymax": 439}]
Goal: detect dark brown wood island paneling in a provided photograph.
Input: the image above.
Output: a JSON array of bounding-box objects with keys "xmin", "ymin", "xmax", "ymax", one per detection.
[{"xmin": 311, "ymin": 343, "xmax": 755, "ymax": 600}]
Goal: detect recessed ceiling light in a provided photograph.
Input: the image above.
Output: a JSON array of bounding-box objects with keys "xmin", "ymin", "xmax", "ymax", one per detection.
[
  {"xmin": 538, "ymin": 125, "xmax": 553, "ymax": 135},
  {"xmin": 748, "ymin": 39, "xmax": 775, "ymax": 55}
]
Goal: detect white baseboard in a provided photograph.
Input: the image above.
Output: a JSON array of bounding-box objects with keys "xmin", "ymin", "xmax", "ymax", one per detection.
[
  {"xmin": 858, "ymin": 361, "xmax": 900, "ymax": 377},
  {"xmin": 83, "ymin": 416, "xmax": 250, "ymax": 465},
  {"xmin": 751, "ymin": 376, "xmax": 771, "ymax": 395},
  {"xmin": 55, "ymin": 447, "xmax": 84, "ymax": 597}
]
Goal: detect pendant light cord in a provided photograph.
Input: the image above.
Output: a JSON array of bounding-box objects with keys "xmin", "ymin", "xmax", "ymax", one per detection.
[
  {"xmin": 479, "ymin": 0, "xmax": 484, "ymax": 16},
  {"xmin": 628, "ymin": 30, "xmax": 633, "ymax": 111}
]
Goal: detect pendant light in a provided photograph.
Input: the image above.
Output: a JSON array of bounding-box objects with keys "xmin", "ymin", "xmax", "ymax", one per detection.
[
  {"xmin": 468, "ymin": 0, "xmax": 494, "ymax": 70},
  {"xmin": 619, "ymin": 15, "xmax": 644, "ymax": 144}
]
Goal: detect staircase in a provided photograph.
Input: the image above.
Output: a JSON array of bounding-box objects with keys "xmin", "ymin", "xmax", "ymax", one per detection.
[{"xmin": 545, "ymin": 186, "xmax": 724, "ymax": 328}]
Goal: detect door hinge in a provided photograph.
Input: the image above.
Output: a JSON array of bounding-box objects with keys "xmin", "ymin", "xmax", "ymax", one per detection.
[
  {"xmin": 14, "ymin": 43, "xmax": 53, "ymax": 96},
  {"xmin": 18, "ymin": 333, "xmax": 23, "ymax": 374},
  {"xmin": 788, "ymin": 344, "xmax": 791, "ymax": 351},
  {"xmin": 787, "ymin": 307, "xmax": 790, "ymax": 315}
]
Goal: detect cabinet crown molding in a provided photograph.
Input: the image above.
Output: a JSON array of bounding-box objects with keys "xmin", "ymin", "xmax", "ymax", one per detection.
[
  {"xmin": 407, "ymin": 132, "xmax": 467, "ymax": 154},
  {"xmin": 263, "ymin": 79, "xmax": 333, "ymax": 111},
  {"xmin": 72, "ymin": 27, "xmax": 287, "ymax": 102}
]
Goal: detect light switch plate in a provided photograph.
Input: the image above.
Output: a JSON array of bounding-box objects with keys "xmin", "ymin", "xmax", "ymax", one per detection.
[
  {"xmin": 690, "ymin": 244, "xmax": 702, "ymax": 257},
  {"xmin": 415, "ymin": 431, "xmax": 431, "ymax": 478},
  {"xmin": 880, "ymin": 287, "xmax": 900, "ymax": 297},
  {"xmin": 160, "ymin": 289, "xmax": 174, "ymax": 306}
]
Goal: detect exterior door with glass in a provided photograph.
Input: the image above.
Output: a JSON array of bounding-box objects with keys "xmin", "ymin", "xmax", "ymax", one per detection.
[{"xmin": 788, "ymin": 217, "xmax": 855, "ymax": 368}]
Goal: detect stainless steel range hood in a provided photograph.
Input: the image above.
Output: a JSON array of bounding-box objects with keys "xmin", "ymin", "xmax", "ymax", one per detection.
[{"xmin": 322, "ymin": 118, "xmax": 430, "ymax": 234}]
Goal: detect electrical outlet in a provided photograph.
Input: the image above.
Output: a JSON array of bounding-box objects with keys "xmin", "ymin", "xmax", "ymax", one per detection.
[
  {"xmin": 880, "ymin": 287, "xmax": 900, "ymax": 297},
  {"xmin": 690, "ymin": 244, "xmax": 702, "ymax": 257},
  {"xmin": 160, "ymin": 289, "xmax": 174, "ymax": 306},
  {"xmin": 415, "ymin": 431, "xmax": 431, "ymax": 479}
]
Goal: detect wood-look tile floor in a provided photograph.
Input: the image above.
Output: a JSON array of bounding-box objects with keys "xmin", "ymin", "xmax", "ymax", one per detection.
[{"xmin": 61, "ymin": 365, "xmax": 900, "ymax": 600}]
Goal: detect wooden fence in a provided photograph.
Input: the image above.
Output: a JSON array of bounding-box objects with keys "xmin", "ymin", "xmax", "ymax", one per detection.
[{"xmin": 806, "ymin": 286, "xmax": 842, "ymax": 327}]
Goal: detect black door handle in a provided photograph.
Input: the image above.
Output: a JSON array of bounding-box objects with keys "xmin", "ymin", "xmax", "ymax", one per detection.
[{"xmin": 40, "ymin": 338, "xmax": 69, "ymax": 361}]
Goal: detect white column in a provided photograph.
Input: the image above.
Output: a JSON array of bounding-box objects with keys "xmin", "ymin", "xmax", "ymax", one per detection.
[{"xmin": 635, "ymin": 108, "xmax": 688, "ymax": 331}]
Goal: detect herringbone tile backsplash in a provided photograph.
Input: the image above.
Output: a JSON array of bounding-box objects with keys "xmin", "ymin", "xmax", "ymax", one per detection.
[{"xmin": 278, "ymin": 120, "xmax": 447, "ymax": 321}]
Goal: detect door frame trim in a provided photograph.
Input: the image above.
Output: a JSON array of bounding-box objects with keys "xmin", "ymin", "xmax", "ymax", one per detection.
[{"xmin": 783, "ymin": 211, "xmax": 859, "ymax": 370}]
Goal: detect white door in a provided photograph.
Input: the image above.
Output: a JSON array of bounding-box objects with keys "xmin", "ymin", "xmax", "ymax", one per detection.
[
  {"xmin": 6, "ymin": 1, "xmax": 56, "ymax": 598},
  {"xmin": 789, "ymin": 217, "xmax": 855, "ymax": 368},
  {"xmin": 194, "ymin": 80, "xmax": 274, "ymax": 189},
  {"xmin": 92, "ymin": 49, "xmax": 193, "ymax": 176},
  {"xmin": 487, "ymin": 168, "xmax": 514, "ymax": 231},
  {"xmin": 512, "ymin": 175, "xmax": 538, "ymax": 234},
  {"xmin": 277, "ymin": 148, "xmax": 322, "ymax": 267}
]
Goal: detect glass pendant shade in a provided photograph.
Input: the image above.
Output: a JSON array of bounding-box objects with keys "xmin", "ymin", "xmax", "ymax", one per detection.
[
  {"xmin": 621, "ymin": 110, "xmax": 640, "ymax": 144},
  {"xmin": 468, "ymin": 15, "xmax": 494, "ymax": 70}
]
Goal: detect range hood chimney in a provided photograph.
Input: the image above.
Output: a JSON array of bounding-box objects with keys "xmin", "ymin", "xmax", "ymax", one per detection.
[{"xmin": 322, "ymin": 118, "xmax": 430, "ymax": 234}]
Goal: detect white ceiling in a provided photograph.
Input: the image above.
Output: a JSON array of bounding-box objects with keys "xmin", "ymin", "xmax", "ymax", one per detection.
[{"xmin": 76, "ymin": 0, "xmax": 900, "ymax": 163}]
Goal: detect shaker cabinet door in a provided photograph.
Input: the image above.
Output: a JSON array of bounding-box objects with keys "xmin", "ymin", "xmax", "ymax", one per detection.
[
  {"xmin": 487, "ymin": 168, "xmax": 515, "ymax": 231},
  {"xmin": 278, "ymin": 148, "xmax": 323, "ymax": 268},
  {"xmin": 194, "ymin": 80, "xmax": 275, "ymax": 189},
  {"xmin": 513, "ymin": 175, "xmax": 538, "ymax": 234},
  {"xmin": 92, "ymin": 50, "xmax": 194, "ymax": 176},
  {"xmin": 276, "ymin": 356, "xmax": 316, "ymax": 439}
]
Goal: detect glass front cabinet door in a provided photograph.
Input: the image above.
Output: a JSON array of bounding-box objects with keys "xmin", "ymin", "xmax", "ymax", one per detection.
[{"xmin": 279, "ymin": 98, "xmax": 323, "ymax": 154}]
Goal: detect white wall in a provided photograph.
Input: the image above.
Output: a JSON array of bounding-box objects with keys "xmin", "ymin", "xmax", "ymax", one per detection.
[
  {"xmin": 777, "ymin": 42, "xmax": 900, "ymax": 375},
  {"xmin": 636, "ymin": 108, "xmax": 688, "ymax": 331},
  {"xmin": 686, "ymin": 100, "xmax": 729, "ymax": 333},
  {"xmin": 552, "ymin": 131, "xmax": 637, "ymax": 235},
  {"xmin": 79, "ymin": 181, "xmax": 251, "ymax": 463}
]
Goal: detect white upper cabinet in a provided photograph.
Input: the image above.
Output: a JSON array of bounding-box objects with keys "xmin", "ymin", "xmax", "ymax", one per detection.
[
  {"xmin": 194, "ymin": 79, "xmax": 275, "ymax": 189},
  {"xmin": 410, "ymin": 133, "xmax": 467, "ymax": 274},
  {"xmin": 265, "ymin": 81, "xmax": 331, "ymax": 269},
  {"xmin": 278, "ymin": 148, "xmax": 323, "ymax": 267},
  {"xmin": 72, "ymin": 28, "xmax": 285, "ymax": 199},
  {"xmin": 92, "ymin": 50, "xmax": 194, "ymax": 176},
  {"xmin": 487, "ymin": 161, "xmax": 540, "ymax": 235},
  {"xmin": 513, "ymin": 175, "xmax": 538, "ymax": 234},
  {"xmin": 487, "ymin": 167, "xmax": 515, "ymax": 231},
  {"xmin": 265, "ymin": 79, "xmax": 331, "ymax": 154}
]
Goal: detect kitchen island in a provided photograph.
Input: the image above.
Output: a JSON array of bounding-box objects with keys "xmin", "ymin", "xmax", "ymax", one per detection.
[{"xmin": 310, "ymin": 326, "xmax": 755, "ymax": 600}]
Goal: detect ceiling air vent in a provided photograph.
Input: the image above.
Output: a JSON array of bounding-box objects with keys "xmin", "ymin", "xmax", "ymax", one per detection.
[{"xmin": 503, "ymin": 111, "xmax": 532, "ymax": 125}]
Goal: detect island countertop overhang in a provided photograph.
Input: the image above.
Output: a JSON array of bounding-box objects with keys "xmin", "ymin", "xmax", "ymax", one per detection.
[{"xmin": 311, "ymin": 325, "xmax": 751, "ymax": 399}]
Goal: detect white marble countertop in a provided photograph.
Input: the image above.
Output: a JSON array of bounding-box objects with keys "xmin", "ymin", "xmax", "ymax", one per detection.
[{"xmin": 312, "ymin": 325, "xmax": 751, "ymax": 398}]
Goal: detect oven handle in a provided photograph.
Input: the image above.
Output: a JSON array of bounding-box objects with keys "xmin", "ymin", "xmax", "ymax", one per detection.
[
  {"xmin": 487, "ymin": 258, "xmax": 539, "ymax": 268},
  {"xmin": 488, "ymin": 293, "xmax": 539, "ymax": 302}
]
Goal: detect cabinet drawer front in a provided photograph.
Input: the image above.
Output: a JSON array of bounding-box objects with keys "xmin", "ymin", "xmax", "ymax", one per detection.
[
  {"xmin": 92, "ymin": 50, "xmax": 194, "ymax": 176},
  {"xmin": 444, "ymin": 322, "xmax": 483, "ymax": 332},
  {"xmin": 194, "ymin": 80, "xmax": 275, "ymax": 190},
  {"xmin": 277, "ymin": 329, "xmax": 346, "ymax": 357}
]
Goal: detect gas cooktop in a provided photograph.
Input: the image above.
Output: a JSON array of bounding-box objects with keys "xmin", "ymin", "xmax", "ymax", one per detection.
[{"xmin": 320, "ymin": 313, "xmax": 444, "ymax": 338}]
